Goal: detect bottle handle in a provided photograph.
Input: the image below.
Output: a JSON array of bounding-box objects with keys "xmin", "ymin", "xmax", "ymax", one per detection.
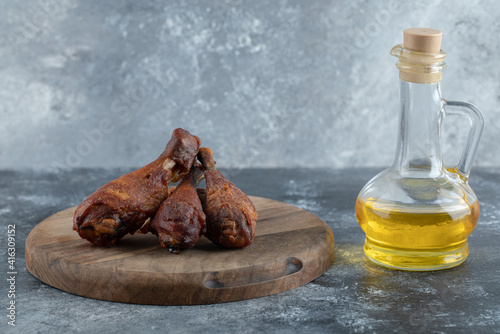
[{"xmin": 443, "ymin": 100, "xmax": 484, "ymax": 178}]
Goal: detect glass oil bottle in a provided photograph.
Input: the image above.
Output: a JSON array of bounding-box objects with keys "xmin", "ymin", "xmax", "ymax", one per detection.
[{"xmin": 355, "ymin": 28, "xmax": 484, "ymax": 271}]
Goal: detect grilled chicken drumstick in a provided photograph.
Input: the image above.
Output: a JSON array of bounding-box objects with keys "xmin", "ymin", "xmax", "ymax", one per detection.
[
  {"xmin": 73, "ymin": 128, "xmax": 200, "ymax": 246},
  {"xmin": 150, "ymin": 165, "xmax": 205, "ymax": 253},
  {"xmin": 197, "ymin": 147, "xmax": 258, "ymax": 248}
]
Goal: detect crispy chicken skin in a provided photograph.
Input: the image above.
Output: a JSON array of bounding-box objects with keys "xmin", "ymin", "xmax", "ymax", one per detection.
[
  {"xmin": 150, "ymin": 166, "xmax": 205, "ymax": 253},
  {"xmin": 73, "ymin": 128, "xmax": 200, "ymax": 246},
  {"xmin": 197, "ymin": 147, "xmax": 258, "ymax": 248}
]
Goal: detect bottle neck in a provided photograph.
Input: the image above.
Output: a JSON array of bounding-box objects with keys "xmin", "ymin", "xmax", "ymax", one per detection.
[{"xmin": 391, "ymin": 80, "xmax": 444, "ymax": 177}]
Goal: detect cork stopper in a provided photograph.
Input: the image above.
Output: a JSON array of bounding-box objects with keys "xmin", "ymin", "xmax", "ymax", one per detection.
[
  {"xmin": 403, "ymin": 28, "xmax": 442, "ymax": 53},
  {"xmin": 391, "ymin": 27, "xmax": 447, "ymax": 84}
]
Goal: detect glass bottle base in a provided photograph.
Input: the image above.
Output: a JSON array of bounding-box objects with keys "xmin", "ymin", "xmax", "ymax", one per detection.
[{"xmin": 363, "ymin": 238, "xmax": 469, "ymax": 271}]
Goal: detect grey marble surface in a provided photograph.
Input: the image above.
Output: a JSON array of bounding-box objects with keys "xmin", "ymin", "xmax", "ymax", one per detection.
[
  {"xmin": 1, "ymin": 167, "xmax": 499, "ymax": 333},
  {"xmin": 1, "ymin": 0, "xmax": 500, "ymax": 170}
]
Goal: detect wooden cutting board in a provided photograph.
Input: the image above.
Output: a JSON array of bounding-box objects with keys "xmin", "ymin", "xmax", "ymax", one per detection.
[{"xmin": 25, "ymin": 196, "xmax": 334, "ymax": 305}]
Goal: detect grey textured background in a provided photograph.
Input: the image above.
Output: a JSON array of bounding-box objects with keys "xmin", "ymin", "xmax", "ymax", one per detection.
[{"xmin": 1, "ymin": 0, "xmax": 499, "ymax": 170}]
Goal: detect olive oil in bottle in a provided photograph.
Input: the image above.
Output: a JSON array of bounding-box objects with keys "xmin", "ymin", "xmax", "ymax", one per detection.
[
  {"xmin": 356, "ymin": 196, "xmax": 479, "ymax": 270},
  {"xmin": 355, "ymin": 28, "xmax": 484, "ymax": 271}
]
